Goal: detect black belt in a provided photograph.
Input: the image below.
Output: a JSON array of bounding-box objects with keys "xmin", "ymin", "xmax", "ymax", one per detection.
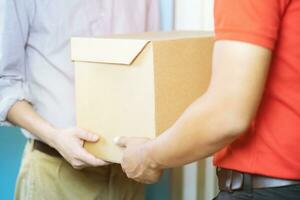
[
  {"xmin": 217, "ymin": 168, "xmax": 300, "ymax": 192},
  {"xmin": 33, "ymin": 140, "xmax": 62, "ymax": 157}
]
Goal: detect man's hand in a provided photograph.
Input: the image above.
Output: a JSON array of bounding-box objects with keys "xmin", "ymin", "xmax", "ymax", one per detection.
[
  {"xmin": 7, "ymin": 101, "xmax": 109, "ymax": 170},
  {"xmin": 115, "ymin": 137, "xmax": 163, "ymax": 184},
  {"xmin": 50, "ymin": 128, "xmax": 110, "ymax": 169}
]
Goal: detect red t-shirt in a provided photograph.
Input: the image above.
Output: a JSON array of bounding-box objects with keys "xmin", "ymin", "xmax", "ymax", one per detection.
[{"xmin": 213, "ymin": 0, "xmax": 300, "ymax": 180}]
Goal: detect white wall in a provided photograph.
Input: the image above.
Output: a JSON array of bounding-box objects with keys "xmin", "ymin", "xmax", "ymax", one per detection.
[{"xmin": 175, "ymin": 0, "xmax": 214, "ymax": 31}]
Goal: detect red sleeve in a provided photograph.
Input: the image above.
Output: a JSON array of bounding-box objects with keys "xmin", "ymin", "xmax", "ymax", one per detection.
[{"xmin": 214, "ymin": 0, "xmax": 290, "ymax": 50}]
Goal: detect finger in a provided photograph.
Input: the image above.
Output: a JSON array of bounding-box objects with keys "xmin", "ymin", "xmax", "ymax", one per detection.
[
  {"xmin": 114, "ymin": 136, "xmax": 150, "ymax": 147},
  {"xmin": 71, "ymin": 160, "xmax": 86, "ymax": 170},
  {"xmin": 134, "ymin": 178, "xmax": 154, "ymax": 184},
  {"xmin": 134, "ymin": 178, "xmax": 144, "ymax": 183},
  {"xmin": 114, "ymin": 136, "xmax": 128, "ymax": 147},
  {"xmin": 76, "ymin": 148, "xmax": 109, "ymax": 166},
  {"xmin": 134, "ymin": 176, "xmax": 159, "ymax": 184},
  {"xmin": 76, "ymin": 129, "xmax": 99, "ymax": 142},
  {"xmin": 130, "ymin": 170, "xmax": 162, "ymax": 184}
]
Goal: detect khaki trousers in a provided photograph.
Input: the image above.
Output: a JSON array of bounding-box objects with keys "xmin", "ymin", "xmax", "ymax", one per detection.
[{"xmin": 14, "ymin": 141, "xmax": 144, "ymax": 200}]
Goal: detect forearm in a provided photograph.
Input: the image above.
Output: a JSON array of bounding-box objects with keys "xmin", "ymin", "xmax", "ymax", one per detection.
[
  {"xmin": 118, "ymin": 41, "xmax": 272, "ymax": 183},
  {"xmin": 147, "ymin": 93, "xmax": 246, "ymax": 168},
  {"xmin": 146, "ymin": 41, "xmax": 271, "ymax": 169},
  {"xmin": 7, "ymin": 100, "xmax": 109, "ymax": 167},
  {"xmin": 7, "ymin": 100, "xmax": 57, "ymax": 146}
]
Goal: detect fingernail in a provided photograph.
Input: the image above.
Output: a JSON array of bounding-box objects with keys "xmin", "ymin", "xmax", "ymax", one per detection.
[
  {"xmin": 92, "ymin": 135, "xmax": 99, "ymax": 140},
  {"xmin": 113, "ymin": 137, "xmax": 120, "ymax": 144}
]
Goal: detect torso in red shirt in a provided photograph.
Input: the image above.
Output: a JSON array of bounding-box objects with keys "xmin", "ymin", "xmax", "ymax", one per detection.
[{"xmin": 213, "ymin": 0, "xmax": 300, "ymax": 180}]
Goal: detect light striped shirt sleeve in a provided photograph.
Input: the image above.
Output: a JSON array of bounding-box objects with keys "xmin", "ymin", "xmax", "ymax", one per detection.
[{"xmin": 0, "ymin": 0, "xmax": 33, "ymax": 126}]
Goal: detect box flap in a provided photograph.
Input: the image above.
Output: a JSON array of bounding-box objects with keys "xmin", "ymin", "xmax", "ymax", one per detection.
[
  {"xmin": 98, "ymin": 31, "xmax": 214, "ymax": 41},
  {"xmin": 71, "ymin": 38, "xmax": 150, "ymax": 65}
]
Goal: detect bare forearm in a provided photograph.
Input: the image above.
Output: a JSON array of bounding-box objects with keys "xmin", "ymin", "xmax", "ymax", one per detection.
[
  {"xmin": 117, "ymin": 41, "xmax": 272, "ymax": 183},
  {"xmin": 146, "ymin": 42, "xmax": 271, "ymax": 169},
  {"xmin": 7, "ymin": 101, "xmax": 57, "ymax": 146},
  {"xmin": 147, "ymin": 93, "xmax": 246, "ymax": 168},
  {"xmin": 7, "ymin": 100, "xmax": 109, "ymax": 168}
]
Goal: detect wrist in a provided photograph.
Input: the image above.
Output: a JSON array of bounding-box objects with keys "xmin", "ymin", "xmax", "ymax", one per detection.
[
  {"xmin": 39, "ymin": 124, "xmax": 59, "ymax": 148},
  {"xmin": 143, "ymin": 140, "xmax": 165, "ymax": 170}
]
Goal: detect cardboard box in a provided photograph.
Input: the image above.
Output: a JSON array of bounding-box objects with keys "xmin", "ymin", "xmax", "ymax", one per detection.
[{"xmin": 71, "ymin": 32, "xmax": 214, "ymax": 163}]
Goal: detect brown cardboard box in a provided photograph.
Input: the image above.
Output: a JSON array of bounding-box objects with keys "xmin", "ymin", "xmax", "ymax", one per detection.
[{"xmin": 71, "ymin": 32, "xmax": 214, "ymax": 163}]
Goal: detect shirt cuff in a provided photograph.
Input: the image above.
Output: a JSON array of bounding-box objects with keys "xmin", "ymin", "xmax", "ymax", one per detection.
[{"xmin": 0, "ymin": 93, "xmax": 30, "ymax": 127}]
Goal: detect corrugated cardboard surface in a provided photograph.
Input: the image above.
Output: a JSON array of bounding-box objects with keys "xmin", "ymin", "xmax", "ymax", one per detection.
[
  {"xmin": 153, "ymin": 37, "xmax": 213, "ymax": 134},
  {"xmin": 72, "ymin": 32, "xmax": 214, "ymax": 163}
]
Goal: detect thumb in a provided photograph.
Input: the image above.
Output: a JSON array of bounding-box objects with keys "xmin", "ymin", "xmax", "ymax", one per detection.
[
  {"xmin": 76, "ymin": 129, "xmax": 99, "ymax": 142},
  {"xmin": 114, "ymin": 136, "xmax": 129, "ymax": 148}
]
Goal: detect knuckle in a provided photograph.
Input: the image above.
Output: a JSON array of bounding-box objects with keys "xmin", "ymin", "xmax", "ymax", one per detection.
[
  {"xmin": 73, "ymin": 166, "xmax": 81, "ymax": 170},
  {"xmin": 84, "ymin": 158, "xmax": 94, "ymax": 166},
  {"xmin": 89, "ymin": 158, "xmax": 99, "ymax": 166},
  {"xmin": 84, "ymin": 134, "xmax": 92, "ymax": 140},
  {"xmin": 71, "ymin": 161, "xmax": 81, "ymax": 168},
  {"xmin": 73, "ymin": 155, "xmax": 80, "ymax": 160},
  {"xmin": 71, "ymin": 152, "xmax": 80, "ymax": 160},
  {"xmin": 70, "ymin": 161, "xmax": 77, "ymax": 167},
  {"xmin": 127, "ymin": 173, "xmax": 136, "ymax": 179}
]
